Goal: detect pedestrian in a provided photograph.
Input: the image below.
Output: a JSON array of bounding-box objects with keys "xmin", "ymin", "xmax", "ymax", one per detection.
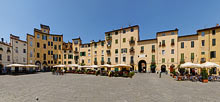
[{"xmin": 159, "ymin": 71, "xmax": 161, "ymax": 78}]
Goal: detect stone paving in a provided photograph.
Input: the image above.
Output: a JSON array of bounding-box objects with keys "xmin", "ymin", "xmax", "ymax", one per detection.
[{"xmin": 0, "ymin": 72, "xmax": 220, "ymax": 102}]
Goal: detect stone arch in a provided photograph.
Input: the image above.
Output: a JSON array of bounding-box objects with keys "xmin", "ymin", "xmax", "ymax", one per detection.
[{"xmin": 138, "ymin": 60, "xmax": 147, "ymax": 73}]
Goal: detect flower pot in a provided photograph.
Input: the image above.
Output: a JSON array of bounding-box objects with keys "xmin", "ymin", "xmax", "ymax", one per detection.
[{"xmin": 203, "ymin": 79, "xmax": 208, "ymax": 83}]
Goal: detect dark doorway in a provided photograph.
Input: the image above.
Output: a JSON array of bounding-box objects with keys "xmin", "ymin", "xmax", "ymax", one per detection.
[
  {"xmin": 15, "ymin": 67, "xmax": 19, "ymax": 73},
  {"xmin": 138, "ymin": 60, "xmax": 147, "ymax": 73},
  {"xmin": 161, "ymin": 65, "xmax": 166, "ymax": 73},
  {"xmin": 0, "ymin": 64, "xmax": 3, "ymax": 74},
  {"xmin": 150, "ymin": 64, "xmax": 156, "ymax": 73}
]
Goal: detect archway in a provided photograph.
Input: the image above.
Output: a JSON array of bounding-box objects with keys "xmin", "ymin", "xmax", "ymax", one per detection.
[
  {"xmin": 35, "ymin": 61, "xmax": 41, "ymax": 71},
  {"xmin": 161, "ymin": 65, "xmax": 166, "ymax": 73},
  {"xmin": 150, "ymin": 64, "xmax": 156, "ymax": 73},
  {"xmin": 138, "ymin": 60, "xmax": 147, "ymax": 73},
  {"xmin": 0, "ymin": 64, "xmax": 3, "ymax": 74}
]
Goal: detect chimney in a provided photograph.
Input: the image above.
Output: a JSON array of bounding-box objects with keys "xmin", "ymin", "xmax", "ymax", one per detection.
[
  {"xmin": 216, "ymin": 24, "xmax": 219, "ymax": 27},
  {"xmin": 1, "ymin": 38, "xmax": 3, "ymax": 42}
]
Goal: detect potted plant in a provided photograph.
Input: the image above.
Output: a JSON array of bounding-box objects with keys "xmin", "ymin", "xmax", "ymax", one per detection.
[
  {"xmin": 129, "ymin": 71, "xmax": 135, "ymax": 78},
  {"xmin": 201, "ymin": 69, "xmax": 208, "ymax": 83}
]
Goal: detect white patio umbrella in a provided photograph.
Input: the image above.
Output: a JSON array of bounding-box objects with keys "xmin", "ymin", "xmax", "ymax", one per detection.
[
  {"xmin": 24, "ymin": 65, "xmax": 39, "ymax": 67},
  {"xmin": 6, "ymin": 64, "xmax": 25, "ymax": 67},
  {"xmin": 53, "ymin": 65, "xmax": 66, "ymax": 68},
  {"xmin": 114, "ymin": 64, "xmax": 131, "ymax": 68},
  {"xmin": 180, "ymin": 62, "xmax": 202, "ymax": 68},
  {"xmin": 201, "ymin": 62, "xmax": 220, "ymax": 68},
  {"xmin": 66, "ymin": 64, "xmax": 79, "ymax": 67},
  {"xmin": 100, "ymin": 64, "xmax": 114, "ymax": 68}
]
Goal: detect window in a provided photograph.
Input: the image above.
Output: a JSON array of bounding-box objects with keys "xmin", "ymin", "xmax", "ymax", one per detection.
[
  {"xmin": 102, "ymin": 50, "xmax": 104, "ymax": 55},
  {"xmin": 37, "ymin": 42, "xmax": 40, "ymax": 48},
  {"xmin": 15, "ymin": 47, "xmax": 18, "ymax": 53},
  {"xmin": 30, "ymin": 50, "xmax": 33, "ymax": 57},
  {"xmin": 43, "ymin": 44, "xmax": 46, "ymax": 49},
  {"xmin": 101, "ymin": 42, "xmax": 104, "ymax": 46},
  {"xmin": 115, "ymin": 57, "xmax": 118, "ymax": 63},
  {"xmin": 54, "ymin": 45, "xmax": 57, "ymax": 50},
  {"xmin": 94, "ymin": 51, "xmax": 97, "ymax": 55},
  {"xmin": 16, "ymin": 41, "xmax": 18, "ymax": 43},
  {"xmin": 94, "ymin": 43, "xmax": 97, "ymax": 48},
  {"xmin": 94, "ymin": 58, "xmax": 97, "ymax": 62},
  {"xmin": 181, "ymin": 53, "xmax": 184, "ymax": 61},
  {"xmin": 162, "ymin": 50, "xmax": 165, "ymax": 55},
  {"xmin": 115, "ymin": 31, "xmax": 118, "ymax": 35},
  {"xmin": 162, "ymin": 33, "xmax": 165, "ymax": 36},
  {"xmin": 23, "ymin": 58, "xmax": 26, "ymax": 62},
  {"xmin": 212, "ymin": 30, "xmax": 216, "ymax": 35},
  {"xmin": 115, "ymin": 39, "xmax": 118, "ymax": 44},
  {"xmin": 101, "ymin": 57, "xmax": 104, "ymax": 61},
  {"xmin": 37, "ymin": 53, "xmax": 40, "ymax": 58},
  {"xmin": 64, "ymin": 61, "xmax": 66, "ymax": 64},
  {"xmin": 30, "ymin": 41, "xmax": 33, "ymax": 47},
  {"xmin": 48, "ymin": 42, "xmax": 50, "ymax": 46},
  {"xmin": 171, "ymin": 49, "xmax": 174, "ymax": 54},
  {"xmin": 53, "ymin": 37, "xmax": 58, "ymax": 41},
  {"xmin": 37, "ymin": 34, "xmax": 40, "ymax": 38},
  {"xmin": 51, "ymin": 42, "xmax": 53, "ymax": 46},
  {"xmin": 48, "ymin": 51, "xmax": 50, "ymax": 55},
  {"xmin": 171, "ymin": 39, "xmax": 174, "ymax": 44},
  {"xmin": 191, "ymin": 41, "xmax": 194, "ymax": 48},
  {"xmin": 74, "ymin": 40, "xmax": 78, "ymax": 44},
  {"xmin": 80, "ymin": 52, "xmax": 86, "ymax": 56},
  {"xmin": 88, "ymin": 53, "xmax": 91, "ymax": 56},
  {"xmin": 121, "ymin": 48, "xmax": 127, "ymax": 53},
  {"xmin": 162, "ymin": 40, "xmax": 165, "ymax": 45},
  {"xmin": 210, "ymin": 51, "xmax": 216, "ymax": 58},
  {"xmin": 212, "ymin": 39, "xmax": 216, "ymax": 46},
  {"xmin": 131, "ymin": 28, "xmax": 134, "ymax": 32},
  {"xmin": 48, "ymin": 61, "xmax": 50, "ymax": 64},
  {"xmin": 43, "ymin": 54, "xmax": 46, "ymax": 60},
  {"xmin": 123, "ymin": 38, "xmax": 126, "ymax": 43},
  {"xmin": 171, "ymin": 58, "xmax": 174, "ymax": 63},
  {"xmin": 123, "ymin": 29, "xmax": 126, "ymax": 33},
  {"xmin": 108, "ymin": 58, "xmax": 111, "ymax": 62},
  {"xmin": 59, "ymin": 45, "xmax": 61, "ymax": 50},
  {"xmin": 115, "ymin": 49, "xmax": 118, "ymax": 54},
  {"xmin": 201, "ymin": 52, "xmax": 205, "ymax": 55},
  {"xmin": 49, "ymin": 36, "xmax": 52, "ymax": 39},
  {"xmin": 201, "ymin": 32, "xmax": 205, "ymax": 36},
  {"xmin": 202, "ymin": 40, "xmax": 205, "ymax": 46},
  {"xmin": 152, "ymin": 45, "xmax": 155, "ymax": 50},
  {"xmin": 51, "ymin": 51, "xmax": 53, "ymax": 55},
  {"xmin": 181, "ymin": 42, "xmax": 184, "ymax": 48},
  {"xmin": 141, "ymin": 46, "xmax": 144, "ymax": 51},
  {"xmin": 123, "ymin": 57, "xmax": 126, "ymax": 62},
  {"xmin": 59, "ymin": 37, "xmax": 61, "ymax": 41},
  {"xmin": 171, "ymin": 32, "xmax": 175, "ymax": 35},
  {"xmin": 51, "ymin": 61, "xmax": 53, "ymax": 64},
  {"xmin": 0, "ymin": 54, "xmax": 2, "ymax": 60},
  {"xmin": 130, "ymin": 56, "xmax": 134, "ymax": 62},
  {"xmin": 191, "ymin": 53, "xmax": 194, "ymax": 60},
  {"xmin": 68, "ymin": 54, "xmax": 73, "ymax": 59},
  {"xmin": 162, "ymin": 58, "xmax": 165, "ymax": 63},
  {"xmin": 42, "ymin": 35, "xmax": 47, "ymax": 40},
  {"xmin": 7, "ymin": 56, "xmax": 10, "ymax": 61},
  {"xmin": 88, "ymin": 59, "xmax": 91, "ymax": 63},
  {"xmin": 64, "ymin": 54, "xmax": 66, "ymax": 59},
  {"xmin": 152, "ymin": 55, "xmax": 155, "ymax": 62},
  {"xmin": 59, "ymin": 55, "xmax": 61, "ymax": 59}
]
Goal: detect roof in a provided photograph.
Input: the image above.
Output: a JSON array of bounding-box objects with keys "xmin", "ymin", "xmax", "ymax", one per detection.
[
  {"xmin": 0, "ymin": 41, "xmax": 12, "ymax": 47},
  {"xmin": 138, "ymin": 38, "xmax": 157, "ymax": 42},
  {"xmin": 197, "ymin": 26, "xmax": 220, "ymax": 32},
  {"xmin": 72, "ymin": 37, "xmax": 81, "ymax": 40},
  {"xmin": 178, "ymin": 34, "xmax": 198, "ymax": 38},
  {"xmin": 157, "ymin": 28, "xmax": 178, "ymax": 34},
  {"xmin": 10, "ymin": 34, "xmax": 27, "ymax": 43},
  {"xmin": 34, "ymin": 28, "xmax": 63, "ymax": 36},
  {"xmin": 40, "ymin": 24, "xmax": 50, "ymax": 30},
  {"xmin": 105, "ymin": 25, "xmax": 139, "ymax": 34}
]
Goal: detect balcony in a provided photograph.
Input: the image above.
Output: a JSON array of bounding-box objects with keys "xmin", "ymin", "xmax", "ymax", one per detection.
[
  {"xmin": 107, "ymin": 61, "xmax": 111, "ymax": 64},
  {"xmin": 129, "ymin": 40, "xmax": 135, "ymax": 45},
  {"xmin": 140, "ymin": 50, "xmax": 144, "ymax": 53},
  {"xmin": 101, "ymin": 61, "xmax": 105, "ymax": 65},
  {"xmin": 94, "ymin": 61, "xmax": 98, "ymax": 65},
  {"xmin": 106, "ymin": 50, "xmax": 111, "ymax": 55},
  {"xmin": 152, "ymin": 49, "xmax": 155, "ymax": 53},
  {"xmin": 130, "ymin": 47, "xmax": 135, "ymax": 53}
]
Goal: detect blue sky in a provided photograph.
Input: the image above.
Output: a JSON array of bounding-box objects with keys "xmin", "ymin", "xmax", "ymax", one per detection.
[{"xmin": 0, "ymin": 0, "xmax": 220, "ymax": 43}]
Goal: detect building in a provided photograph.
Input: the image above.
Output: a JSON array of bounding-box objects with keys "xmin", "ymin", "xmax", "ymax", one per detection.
[
  {"xmin": 27, "ymin": 24, "xmax": 63, "ymax": 71},
  {"xmin": 10, "ymin": 34, "xmax": 27, "ymax": 65},
  {"xmin": 0, "ymin": 38, "xmax": 12, "ymax": 73},
  {"xmin": 24, "ymin": 24, "xmax": 220, "ymax": 73}
]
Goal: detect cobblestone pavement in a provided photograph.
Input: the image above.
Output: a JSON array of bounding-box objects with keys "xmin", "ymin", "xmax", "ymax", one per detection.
[{"xmin": 0, "ymin": 72, "xmax": 220, "ymax": 102}]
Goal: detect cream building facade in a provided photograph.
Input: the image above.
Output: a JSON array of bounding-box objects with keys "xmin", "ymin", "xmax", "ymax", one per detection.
[{"xmin": 0, "ymin": 39, "xmax": 12, "ymax": 73}]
